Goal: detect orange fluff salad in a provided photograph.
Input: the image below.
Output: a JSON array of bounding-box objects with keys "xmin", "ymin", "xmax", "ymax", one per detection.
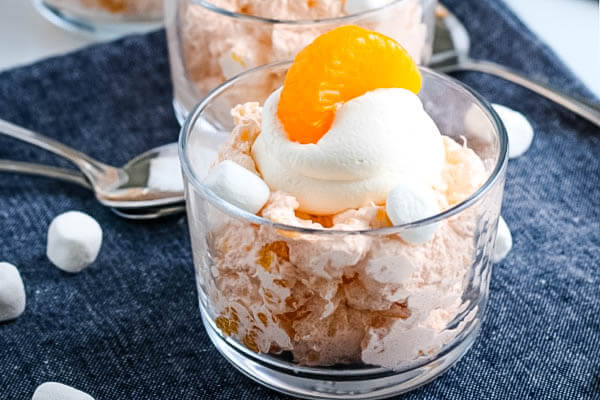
[{"xmin": 199, "ymin": 26, "xmax": 488, "ymax": 367}]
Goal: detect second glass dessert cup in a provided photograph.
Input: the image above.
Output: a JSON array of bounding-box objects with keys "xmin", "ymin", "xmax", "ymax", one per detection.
[
  {"xmin": 166, "ymin": 0, "xmax": 437, "ymax": 124},
  {"xmin": 179, "ymin": 63, "xmax": 508, "ymax": 399},
  {"xmin": 33, "ymin": 0, "xmax": 163, "ymax": 38}
]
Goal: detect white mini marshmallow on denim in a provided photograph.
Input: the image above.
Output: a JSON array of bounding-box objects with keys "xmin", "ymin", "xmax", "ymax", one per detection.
[
  {"xmin": 204, "ymin": 160, "xmax": 270, "ymax": 215},
  {"xmin": 47, "ymin": 211, "xmax": 103, "ymax": 273},
  {"xmin": 493, "ymin": 104, "xmax": 534, "ymax": 158},
  {"xmin": 32, "ymin": 382, "xmax": 94, "ymax": 400},
  {"xmin": 0, "ymin": 262, "xmax": 26, "ymax": 322},
  {"xmin": 493, "ymin": 216, "xmax": 512, "ymax": 263}
]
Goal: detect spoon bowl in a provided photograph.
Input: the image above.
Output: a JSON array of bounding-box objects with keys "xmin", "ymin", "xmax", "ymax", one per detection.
[
  {"xmin": 96, "ymin": 142, "xmax": 184, "ymax": 208},
  {"xmin": 110, "ymin": 204, "xmax": 186, "ymax": 220}
]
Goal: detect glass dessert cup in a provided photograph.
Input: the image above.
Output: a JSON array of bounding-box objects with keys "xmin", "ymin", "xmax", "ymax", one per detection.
[
  {"xmin": 179, "ymin": 62, "xmax": 508, "ymax": 399},
  {"xmin": 166, "ymin": 0, "xmax": 437, "ymax": 124},
  {"xmin": 33, "ymin": 0, "xmax": 163, "ymax": 39}
]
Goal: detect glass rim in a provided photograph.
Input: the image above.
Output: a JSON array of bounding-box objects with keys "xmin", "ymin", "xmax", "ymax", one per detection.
[
  {"xmin": 179, "ymin": 61, "xmax": 508, "ymax": 236},
  {"xmin": 190, "ymin": 0, "xmax": 412, "ymax": 25}
]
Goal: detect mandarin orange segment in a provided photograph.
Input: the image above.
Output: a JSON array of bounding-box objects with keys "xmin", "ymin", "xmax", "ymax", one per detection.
[{"xmin": 277, "ymin": 25, "xmax": 422, "ymax": 144}]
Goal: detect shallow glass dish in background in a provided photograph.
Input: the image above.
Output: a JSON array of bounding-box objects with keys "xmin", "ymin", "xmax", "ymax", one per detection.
[
  {"xmin": 166, "ymin": 0, "xmax": 437, "ymax": 124},
  {"xmin": 179, "ymin": 62, "xmax": 508, "ymax": 399},
  {"xmin": 33, "ymin": 0, "xmax": 163, "ymax": 38}
]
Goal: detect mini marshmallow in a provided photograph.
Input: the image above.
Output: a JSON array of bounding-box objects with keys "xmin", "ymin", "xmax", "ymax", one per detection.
[
  {"xmin": 386, "ymin": 183, "xmax": 440, "ymax": 244},
  {"xmin": 32, "ymin": 382, "xmax": 94, "ymax": 400},
  {"xmin": 148, "ymin": 156, "xmax": 184, "ymax": 192},
  {"xmin": 218, "ymin": 52, "xmax": 247, "ymax": 80},
  {"xmin": 492, "ymin": 104, "xmax": 534, "ymax": 159},
  {"xmin": 492, "ymin": 216, "xmax": 512, "ymax": 263},
  {"xmin": 47, "ymin": 211, "xmax": 103, "ymax": 273},
  {"xmin": 0, "ymin": 262, "xmax": 26, "ymax": 322},
  {"xmin": 204, "ymin": 160, "xmax": 270, "ymax": 214},
  {"xmin": 344, "ymin": 0, "xmax": 391, "ymax": 14}
]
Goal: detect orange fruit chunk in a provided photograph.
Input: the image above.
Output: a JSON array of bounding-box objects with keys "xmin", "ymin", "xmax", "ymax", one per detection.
[
  {"xmin": 277, "ymin": 25, "xmax": 422, "ymax": 144},
  {"xmin": 99, "ymin": 0, "xmax": 127, "ymax": 13}
]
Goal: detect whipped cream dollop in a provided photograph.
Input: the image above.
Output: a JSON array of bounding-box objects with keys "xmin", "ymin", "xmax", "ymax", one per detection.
[{"xmin": 252, "ymin": 87, "xmax": 445, "ymax": 215}]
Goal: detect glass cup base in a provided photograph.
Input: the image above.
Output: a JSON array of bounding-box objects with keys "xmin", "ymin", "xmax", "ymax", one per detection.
[
  {"xmin": 200, "ymin": 301, "xmax": 481, "ymax": 400},
  {"xmin": 33, "ymin": 0, "xmax": 162, "ymax": 40}
]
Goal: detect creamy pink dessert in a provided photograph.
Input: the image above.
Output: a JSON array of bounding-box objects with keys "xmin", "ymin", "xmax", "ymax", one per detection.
[
  {"xmin": 205, "ymin": 104, "xmax": 485, "ymax": 367},
  {"xmin": 168, "ymin": 0, "xmax": 434, "ymax": 113},
  {"xmin": 197, "ymin": 27, "xmax": 488, "ymax": 368}
]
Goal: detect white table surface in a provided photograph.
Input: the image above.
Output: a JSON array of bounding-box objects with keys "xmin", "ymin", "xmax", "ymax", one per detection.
[{"xmin": 0, "ymin": 0, "xmax": 599, "ymax": 96}]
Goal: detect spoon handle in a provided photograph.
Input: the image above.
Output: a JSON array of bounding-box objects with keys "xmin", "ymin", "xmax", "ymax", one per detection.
[
  {"xmin": 439, "ymin": 60, "xmax": 600, "ymax": 128},
  {"xmin": 0, "ymin": 119, "xmax": 116, "ymax": 184},
  {"xmin": 0, "ymin": 159, "xmax": 91, "ymax": 189}
]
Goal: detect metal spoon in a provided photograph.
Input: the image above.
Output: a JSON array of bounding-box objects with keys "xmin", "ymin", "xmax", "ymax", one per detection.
[
  {"xmin": 0, "ymin": 118, "xmax": 184, "ymax": 209},
  {"xmin": 109, "ymin": 204, "xmax": 186, "ymax": 220},
  {"xmin": 0, "ymin": 159, "xmax": 186, "ymax": 220},
  {"xmin": 430, "ymin": 5, "xmax": 600, "ymax": 127}
]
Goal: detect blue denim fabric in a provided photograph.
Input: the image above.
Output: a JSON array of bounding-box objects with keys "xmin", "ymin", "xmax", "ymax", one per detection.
[{"xmin": 0, "ymin": 0, "xmax": 598, "ymax": 399}]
